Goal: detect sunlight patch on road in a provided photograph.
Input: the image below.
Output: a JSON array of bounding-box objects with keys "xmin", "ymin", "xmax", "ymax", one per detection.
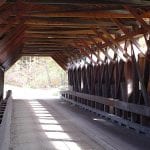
[{"xmin": 29, "ymin": 101, "xmax": 82, "ymax": 150}]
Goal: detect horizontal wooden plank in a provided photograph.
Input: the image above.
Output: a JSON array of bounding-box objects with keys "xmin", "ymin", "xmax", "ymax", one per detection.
[{"xmin": 61, "ymin": 90, "xmax": 150, "ymax": 117}]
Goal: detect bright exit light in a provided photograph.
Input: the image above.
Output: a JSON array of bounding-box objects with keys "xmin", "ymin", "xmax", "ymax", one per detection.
[{"xmin": 5, "ymin": 56, "xmax": 68, "ymax": 96}]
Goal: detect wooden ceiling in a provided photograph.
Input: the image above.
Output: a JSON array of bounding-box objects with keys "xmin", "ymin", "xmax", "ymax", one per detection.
[{"xmin": 0, "ymin": 0, "xmax": 150, "ymax": 70}]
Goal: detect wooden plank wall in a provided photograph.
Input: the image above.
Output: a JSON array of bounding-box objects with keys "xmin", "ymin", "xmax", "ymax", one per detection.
[{"xmin": 62, "ymin": 36, "xmax": 150, "ymax": 133}]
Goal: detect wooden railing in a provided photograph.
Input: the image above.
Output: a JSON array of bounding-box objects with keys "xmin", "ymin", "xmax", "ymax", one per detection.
[
  {"xmin": 61, "ymin": 90, "xmax": 150, "ymax": 136},
  {"xmin": 0, "ymin": 90, "xmax": 12, "ymax": 150}
]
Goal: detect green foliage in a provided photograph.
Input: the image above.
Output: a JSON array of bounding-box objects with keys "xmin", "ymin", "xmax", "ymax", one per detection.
[{"xmin": 5, "ymin": 56, "xmax": 68, "ymax": 89}]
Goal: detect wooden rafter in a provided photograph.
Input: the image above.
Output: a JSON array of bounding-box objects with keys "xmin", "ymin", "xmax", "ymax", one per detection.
[{"xmin": 0, "ymin": 1, "xmax": 149, "ymax": 69}]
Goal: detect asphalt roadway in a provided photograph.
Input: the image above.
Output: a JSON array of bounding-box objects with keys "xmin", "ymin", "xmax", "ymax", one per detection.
[{"xmin": 10, "ymin": 98, "xmax": 150, "ymax": 150}]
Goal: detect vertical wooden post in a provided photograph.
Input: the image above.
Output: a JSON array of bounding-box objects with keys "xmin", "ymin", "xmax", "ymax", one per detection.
[
  {"xmin": 0, "ymin": 67, "xmax": 4, "ymax": 102},
  {"xmin": 131, "ymin": 41, "xmax": 149, "ymax": 106}
]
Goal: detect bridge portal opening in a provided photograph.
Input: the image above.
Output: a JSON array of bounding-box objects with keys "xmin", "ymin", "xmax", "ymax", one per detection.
[{"xmin": 4, "ymin": 56, "xmax": 68, "ymax": 99}]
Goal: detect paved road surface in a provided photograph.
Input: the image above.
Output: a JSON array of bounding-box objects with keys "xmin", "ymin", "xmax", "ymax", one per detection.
[{"xmin": 10, "ymin": 99, "xmax": 150, "ymax": 150}]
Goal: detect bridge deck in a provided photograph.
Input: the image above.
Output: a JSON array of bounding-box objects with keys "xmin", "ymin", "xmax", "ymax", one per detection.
[{"xmin": 10, "ymin": 98, "xmax": 150, "ymax": 150}]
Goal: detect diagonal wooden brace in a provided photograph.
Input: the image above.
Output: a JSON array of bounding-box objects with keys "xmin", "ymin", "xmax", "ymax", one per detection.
[
  {"xmin": 124, "ymin": 5, "xmax": 150, "ymax": 32},
  {"xmin": 112, "ymin": 18, "xmax": 146, "ymax": 56}
]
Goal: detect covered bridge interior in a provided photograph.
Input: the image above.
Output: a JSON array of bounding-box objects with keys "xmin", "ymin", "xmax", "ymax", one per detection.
[{"xmin": 0, "ymin": 0, "xmax": 150, "ymax": 149}]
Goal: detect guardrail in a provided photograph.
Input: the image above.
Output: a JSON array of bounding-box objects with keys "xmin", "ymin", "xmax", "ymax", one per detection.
[
  {"xmin": 61, "ymin": 90, "xmax": 150, "ymax": 136},
  {"xmin": 0, "ymin": 90, "xmax": 12, "ymax": 150}
]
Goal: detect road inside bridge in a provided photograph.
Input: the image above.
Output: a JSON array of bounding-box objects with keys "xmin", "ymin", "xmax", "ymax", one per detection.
[{"xmin": 10, "ymin": 98, "xmax": 150, "ymax": 150}]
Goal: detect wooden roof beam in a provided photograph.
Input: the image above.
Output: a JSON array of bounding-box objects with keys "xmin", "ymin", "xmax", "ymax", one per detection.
[
  {"xmin": 124, "ymin": 5, "xmax": 150, "ymax": 32},
  {"xmin": 25, "ymin": 29, "xmax": 95, "ymax": 35},
  {"xmin": 24, "ymin": 45, "xmax": 68, "ymax": 48},
  {"xmin": 98, "ymin": 27, "xmax": 130, "ymax": 58},
  {"xmin": 2, "ymin": 45, "xmax": 22, "ymax": 70},
  {"xmin": 88, "ymin": 35, "xmax": 115, "ymax": 61},
  {"xmin": 24, "ymin": 9, "xmax": 150, "ymax": 18},
  {"xmin": 24, "ymin": 33, "xmax": 96, "ymax": 38},
  {"xmin": 54, "ymin": 52, "xmax": 68, "ymax": 65},
  {"xmin": 112, "ymin": 18, "xmax": 146, "ymax": 56},
  {"xmin": 74, "ymin": 42, "xmax": 97, "ymax": 65},
  {"xmin": 24, "ymin": 0, "xmax": 150, "ymax": 5},
  {"xmin": 79, "ymin": 39, "xmax": 102, "ymax": 61},
  {"xmin": 22, "ymin": 52, "xmax": 64, "ymax": 55},
  {"xmin": 24, "ymin": 41, "xmax": 68, "ymax": 44},
  {"xmin": 52, "ymin": 56, "xmax": 67, "ymax": 70},
  {"xmin": 0, "ymin": 23, "xmax": 26, "ymax": 54},
  {"xmin": 0, "ymin": 37, "xmax": 24, "ymax": 64},
  {"xmin": 24, "ymin": 38, "xmax": 76, "ymax": 42},
  {"xmin": 93, "ymin": 29, "xmax": 128, "ymax": 61},
  {"xmin": 0, "ymin": 1, "xmax": 6, "ymax": 7},
  {"xmin": 23, "ymin": 19, "xmax": 115, "ymax": 27},
  {"xmin": 23, "ymin": 48, "xmax": 71, "ymax": 51},
  {"xmin": 24, "ymin": 35, "xmax": 91, "ymax": 39}
]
